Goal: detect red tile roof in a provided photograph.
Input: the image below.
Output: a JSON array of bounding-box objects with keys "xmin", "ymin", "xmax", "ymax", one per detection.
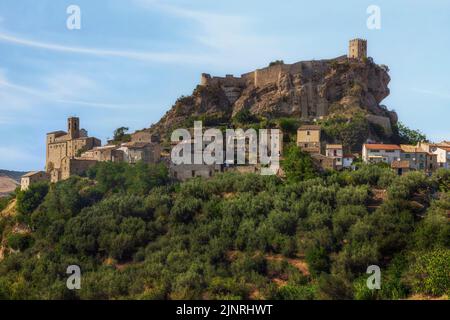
[{"xmin": 364, "ymin": 144, "xmax": 401, "ymax": 151}]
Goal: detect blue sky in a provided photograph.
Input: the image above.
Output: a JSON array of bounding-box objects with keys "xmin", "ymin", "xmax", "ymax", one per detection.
[{"xmin": 0, "ymin": 0, "xmax": 449, "ymax": 171}]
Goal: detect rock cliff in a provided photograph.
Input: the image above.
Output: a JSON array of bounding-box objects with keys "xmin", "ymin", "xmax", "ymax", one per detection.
[{"xmin": 149, "ymin": 56, "xmax": 396, "ymax": 140}]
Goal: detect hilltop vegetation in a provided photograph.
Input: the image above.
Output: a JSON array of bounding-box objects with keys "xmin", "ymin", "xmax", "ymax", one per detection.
[{"xmin": 0, "ymin": 159, "xmax": 448, "ymax": 300}]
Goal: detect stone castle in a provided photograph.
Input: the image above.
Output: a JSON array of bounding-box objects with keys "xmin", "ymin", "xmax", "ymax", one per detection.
[
  {"xmin": 196, "ymin": 39, "xmax": 369, "ymax": 119},
  {"xmin": 200, "ymin": 38, "xmax": 367, "ymax": 93}
]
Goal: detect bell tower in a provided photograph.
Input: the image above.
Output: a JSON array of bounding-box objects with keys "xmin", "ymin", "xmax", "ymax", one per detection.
[{"xmin": 68, "ymin": 117, "xmax": 80, "ymax": 139}]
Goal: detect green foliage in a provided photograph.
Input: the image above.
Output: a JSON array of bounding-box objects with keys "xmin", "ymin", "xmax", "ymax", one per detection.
[
  {"xmin": 232, "ymin": 108, "xmax": 258, "ymax": 124},
  {"xmin": 407, "ymin": 249, "xmax": 450, "ymax": 296},
  {"xmin": 113, "ymin": 127, "xmax": 131, "ymax": 143},
  {"xmin": 269, "ymin": 60, "xmax": 284, "ymax": 67},
  {"xmin": 6, "ymin": 233, "xmax": 34, "ymax": 251},
  {"xmin": 16, "ymin": 182, "xmax": 49, "ymax": 215},
  {"xmin": 0, "ymin": 162, "xmax": 448, "ymax": 300},
  {"xmin": 0, "ymin": 197, "xmax": 10, "ymax": 212},
  {"xmin": 433, "ymin": 168, "xmax": 450, "ymax": 192},
  {"xmin": 395, "ymin": 122, "xmax": 427, "ymax": 145},
  {"xmin": 281, "ymin": 145, "xmax": 317, "ymax": 183},
  {"xmin": 274, "ymin": 284, "xmax": 316, "ymax": 300},
  {"xmin": 321, "ymin": 114, "xmax": 369, "ymax": 151},
  {"xmin": 305, "ymin": 246, "xmax": 330, "ymax": 277}
]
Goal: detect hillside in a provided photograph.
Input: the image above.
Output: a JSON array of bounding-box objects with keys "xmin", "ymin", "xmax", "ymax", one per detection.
[
  {"xmin": 149, "ymin": 56, "xmax": 397, "ymax": 145},
  {"xmin": 0, "ymin": 162, "xmax": 448, "ymax": 300},
  {"xmin": 0, "ymin": 170, "xmax": 23, "ymax": 197}
]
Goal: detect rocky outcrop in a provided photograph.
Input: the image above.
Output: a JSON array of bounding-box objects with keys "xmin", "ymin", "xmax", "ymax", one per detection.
[{"xmin": 149, "ymin": 56, "xmax": 396, "ymax": 139}]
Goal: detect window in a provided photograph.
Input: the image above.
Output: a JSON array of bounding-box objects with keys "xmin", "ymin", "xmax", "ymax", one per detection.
[
  {"xmin": 191, "ymin": 171, "xmax": 195, "ymax": 177},
  {"xmin": 307, "ymin": 131, "xmax": 310, "ymax": 135},
  {"xmin": 404, "ymin": 154, "xmax": 410, "ymax": 159}
]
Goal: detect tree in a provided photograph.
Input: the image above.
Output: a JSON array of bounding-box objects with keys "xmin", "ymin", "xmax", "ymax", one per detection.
[
  {"xmin": 282, "ymin": 145, "xmax": 317, "ymax": 182},
  {"xmin": 113, "ymin": 127, "xmax": 131, "ymax": 143},
  {"xmin": 16, "ymin": 182, "xmax": 49, "ymax": 215},
  {"xmin": 395, "ymin": 122, "xmax": 427, "ymax": 145},
  {"xmin": 407, "ymin": 249, "xmax": 450, "ymax": 296}
]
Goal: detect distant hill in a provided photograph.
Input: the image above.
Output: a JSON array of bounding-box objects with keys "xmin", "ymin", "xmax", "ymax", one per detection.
[{"xmin": 0, "ymin": 170, "xmax": 26, "ymax": 197}]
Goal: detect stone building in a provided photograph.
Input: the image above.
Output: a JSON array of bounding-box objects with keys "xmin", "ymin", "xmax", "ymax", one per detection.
[
  {"xmin": 131, "ymin": 130, "xmax": 160, "ymax": 143},
  {"xmin": 81, "ymin": 145, "xmax": 124, "ymax": 163},
  {"xmin": 311, "ymin": 153, "xmax": 336, "ymax": 171},
  {"xmin": 400, "ymin": 145, "xmax": 437, "ymax": 173},
  {"xmin": 119, "ymin": 142, "xmax": 161, "ymax": 164},
  {"xmin": 391, "ymin": 160, "xmax": 411, "ymax": 176},
  {"xmin": 46, "ymin": 117, "xmax": 101, "ymax": 182},
  {"xmin": 348, "ymin": 39, "xmax": 367, "ymax": 60},
  {"xmin": 297, "ymin": 125, "xmax": 321, "ymax": 154},
  {"xmin": 169, "ymin": 163, "xmax": 223, "ymax": 182},
  {"xmin": 417, "ymin": 142, "xmax": 450, "ymax": 169},
  {"xmin": 57, "ymin": 157, "xmax": 98, "ymax": 181},
  {"xmin": 20, "ymin": 171, "xmax": 49, "ymax": 191}
]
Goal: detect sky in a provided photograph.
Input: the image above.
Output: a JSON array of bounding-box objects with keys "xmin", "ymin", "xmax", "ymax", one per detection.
[{"xmin": 0, "ymin": 0, "xmax": 449, "ymax": 171}]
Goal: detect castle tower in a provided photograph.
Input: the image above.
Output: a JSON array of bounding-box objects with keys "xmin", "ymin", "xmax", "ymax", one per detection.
[
  {"xmin": 68, "ymin": 117, "xmax": 80, "ymax": 139},
  {"xmin": 348, "ymin": 39, "xmax": 367, "ymax": 60}
]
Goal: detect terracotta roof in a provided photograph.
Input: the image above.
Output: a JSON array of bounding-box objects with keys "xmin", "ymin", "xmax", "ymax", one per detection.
[
  {"xmin": 391, "ymin": 160, "xmax": 410, "ymax": 169},
  {"xmin": 298, "ymin": 125, "xmax": 321, "ymax": 131},
  {"xmin": 400, "ymin": 145, "xmax": 427, "ymax": 153},
  {"xmin": 364, "ymin": 144, "xmax": 401, "ymax": 151},
  {"xmin": 326, "ymin": 144, "xmax": 343, "ymax": 149},
  {"xmin": 439, "ymin": 146, "xmax": 450, "ymax": 152}
]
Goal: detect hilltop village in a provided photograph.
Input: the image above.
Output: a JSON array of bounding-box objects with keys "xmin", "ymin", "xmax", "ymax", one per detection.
[{"xmin": 20, "ymin": 39, "xmax": 450, "ymax": 190}]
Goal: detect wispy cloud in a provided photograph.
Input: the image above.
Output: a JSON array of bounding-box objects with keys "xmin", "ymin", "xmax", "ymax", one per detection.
[
  {"xmin": 410, "ymin": 88, "xmax": 450, "ymax": 100},
  {"xmin": 0, "ymin": 32, "xmax": 213, "ymax": 65},
  {"xmin": 0, "ymin": 70, "xmax": 137, "ymax": 110},
  {"xmin": 133, "ymin": 0, "xmax": 284, "ymax": 65},
  {"xmin": 0, "ymin": 145, "xmax": 40, "ymax": 169}
]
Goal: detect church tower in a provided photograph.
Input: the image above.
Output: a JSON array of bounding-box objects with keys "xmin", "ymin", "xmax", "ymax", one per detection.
[{"xmin": 68, "ymin": 117, "xmax": 80, "ymax": 139}]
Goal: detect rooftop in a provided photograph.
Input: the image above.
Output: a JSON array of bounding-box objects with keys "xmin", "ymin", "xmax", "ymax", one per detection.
[
  {"xmin": 326, "ymin": 144, "xmax": 343, "ymax": 149},
  {"xmin": 298, "ymin": 125, "xmax": 321, "ymax": 131},
  {"xmin": 22, "ymin": 171, "xmax": 44, "ymax": 178},
  {"xmin": 391, "ymin": 160, "xmax": 410, "ymax": 169},
  {"xmin": 400, "ymin": 145, "xmax": 427, "ymax": 153},
  {"xmin": 364, "ymin": 144, "xmax": 401, "ymax": 151}
]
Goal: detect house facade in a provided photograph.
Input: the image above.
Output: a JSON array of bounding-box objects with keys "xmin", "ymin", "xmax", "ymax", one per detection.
[
  {"xmin": 362, "ymin": 144, "xmax": 401, "ymax": 164},
  {"xmin": 325, "ymin": 144, "xmax": 343, "ymax": 169},
  {"xmin": 20, "ymin": 171, "xmax": 50, "ymax": 191},
  {"xmin": 297, "ymin": 125, "xmax": 321, "ymax": 154}
]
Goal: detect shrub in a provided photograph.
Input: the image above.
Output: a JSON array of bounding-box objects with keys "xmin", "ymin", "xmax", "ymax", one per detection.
[
  {"xmin": 7, "ymin": 233, "xmax": 34, "ymax": 251},
  {"xmin": 16, "ymin": 182, "xmax": 49, "ymax": 215},
  {"xmin": 407, "ymin": 249, "xmax": 450, "ymax": 296}
]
